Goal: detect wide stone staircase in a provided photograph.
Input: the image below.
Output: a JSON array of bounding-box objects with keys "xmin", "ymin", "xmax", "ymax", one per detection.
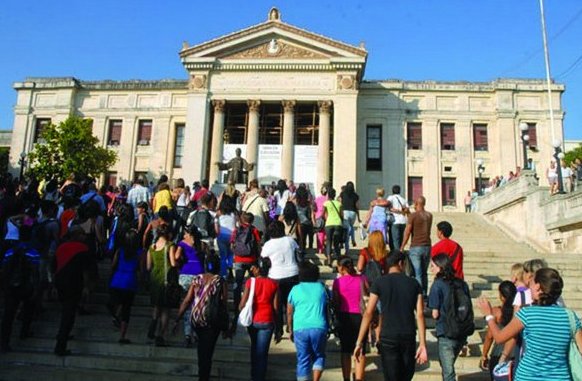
[{"xmin": 0, "ymin": 212, "xmax": 580, "ymax": 380}]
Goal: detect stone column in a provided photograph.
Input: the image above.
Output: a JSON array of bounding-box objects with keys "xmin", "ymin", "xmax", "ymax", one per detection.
[
  {"xmin": 317, "ymin": 101, "xmax": 332, "ymax": 187},
  {"xmin": 246, "ymin": 100, "xmax": 261, "ymax": 180},
  {"xmin": 281, "ymin": 100, "xmax": 296, "ymax": 181},
  {"xmin": 209, "ymin": 100, "xmax": 226, "ymax": 184}
]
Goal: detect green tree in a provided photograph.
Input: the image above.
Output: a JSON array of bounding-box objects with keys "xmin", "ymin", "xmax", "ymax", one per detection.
[
  {"xmin": 27, "ymin": 116, "xmax": 117, "ymax": 180},
  {"xmin": 565, "ymin": 143, "xmax": 582, "ymax": 165},
  {"xmin": 0, "ymin": 147, "xmax": 9, "ymax": 173}
]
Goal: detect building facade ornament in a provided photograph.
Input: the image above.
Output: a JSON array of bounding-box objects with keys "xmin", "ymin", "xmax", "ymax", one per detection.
[
  {"xmin": 189, "ymin": 74, "xmax": 207, "ymax": 90},
  {"xmin": 247, "ymin": 99, "xmax": 261, "ymax": 112},
  {"xmin": 212, "ymin": 99, "xmax": 226, "ymax": 112},
  {"xmin": 222, "ymin": 40, "xmax": 329, "ymax": 60},
  {"xmin": 282, "ymin": 100, "xmax": 296, "ymax": 113},
  {"xmin": 318, "ymin": 100, "xmax": 333, "ymax": 114},
  {"xmin": 337, "ymin": 74, "xmax": 357, "ymax": 90}
]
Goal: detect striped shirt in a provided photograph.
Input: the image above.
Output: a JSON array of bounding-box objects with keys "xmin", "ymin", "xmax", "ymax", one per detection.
[{"xmin": 515, "ymin": 306, "xmax": 581, "ymax": 381}]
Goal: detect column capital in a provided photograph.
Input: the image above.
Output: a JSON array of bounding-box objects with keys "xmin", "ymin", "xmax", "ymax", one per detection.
[
  {"xmin": 247, "ymin": 99, "xmax": 261, "ymax": 112},
  {"xmin": 318, "ymin": 100, "xmax": 333, "ymax": 115},
  {"xmin": 282, "ymin": 100, "xmax": 296, "ymax": 113},
  {"xmin": 212, "ymin": 99, "xmax": 226, "ymax": 112}
]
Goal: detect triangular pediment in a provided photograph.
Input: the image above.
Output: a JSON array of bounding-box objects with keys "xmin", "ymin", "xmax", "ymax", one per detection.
[{"xmin": 180, "ymin": 9, "xmax": 367, "ymax": 62}]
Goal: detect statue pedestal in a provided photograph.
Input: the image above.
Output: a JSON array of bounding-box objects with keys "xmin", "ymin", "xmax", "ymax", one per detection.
[{"xmin": 211, "ymin": 183, "xmax": 247, "ymax": 196}]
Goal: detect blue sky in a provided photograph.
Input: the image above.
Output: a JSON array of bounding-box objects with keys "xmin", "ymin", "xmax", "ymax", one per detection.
[{"xmin": 1, "ymin": 0, "xmax": 581, "ymax": 140}]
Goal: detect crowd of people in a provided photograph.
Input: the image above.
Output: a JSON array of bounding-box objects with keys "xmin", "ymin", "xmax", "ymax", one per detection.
[{"xmin": 1, "ymin": 170, "xmax": 582, "ymax": 381}]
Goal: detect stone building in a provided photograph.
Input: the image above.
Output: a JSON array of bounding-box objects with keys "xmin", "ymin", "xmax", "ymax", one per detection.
[{"xmin": 8, "ymin": 8, "xmax": 564, "ymax": 211}]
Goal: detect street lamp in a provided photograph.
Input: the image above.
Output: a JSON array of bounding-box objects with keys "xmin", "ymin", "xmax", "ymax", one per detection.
[
  {"xmin": 18, "ymin": 151, "xmax": 26, "ymax": 181},
  {"xmin": 553, "ymin": 139, "xmax": 565, "ymax": 194},
  {"xmin": 519, "ymin": 122, "xmax": 530, "ymax": 170},
  {"xmin": 477, "ymin": 159, "xmax": 485, "ymax": 196}
]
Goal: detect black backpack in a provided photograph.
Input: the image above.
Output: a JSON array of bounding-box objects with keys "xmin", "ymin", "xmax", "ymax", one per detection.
[
  {"xmin": 232, "ymin": 225, "xmax": 258, "ymax": 258},
  {"xmin": 443, "ymin": 279, "xmax": 475, "ymax": 339},
  {"xmin": 4, "ymin": 248, "xmax": 34, "ymax": 294},
  {"xmin": 363, "ymin": 259, "xmax": 383, "ymax": 286},
  {"xmin": 189, "ymin": 210, "xmax": 215, "ymax": 239}
]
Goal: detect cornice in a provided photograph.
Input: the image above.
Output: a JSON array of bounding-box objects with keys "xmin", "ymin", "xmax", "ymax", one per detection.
[{"xmin": 184, "ymin": 62, "xmax": 364, "ymax": 72}]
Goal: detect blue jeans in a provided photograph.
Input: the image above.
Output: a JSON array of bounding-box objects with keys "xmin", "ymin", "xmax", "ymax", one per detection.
[
  {"xmin": 438, "ymin": 337, "xmax": 464, "ymax": 381},
  {"xmin": 390, "ymin": 223, "xmax": 405, "ymax": 252},
  {"xmin": 248, "ymin": 322, "xmax": 274, "ymax": 381},
  {"xmin": 343, "ymin": 210, "xmax": 358, "ymax": 251},
  {"xmin": 293, "ymin": 328, "xmax": 327, "ymax": 381},
  {"xmin": 179, "ymin": 274, "xmax": 196, "ymax": 338},
  {"xmin": 217, "ymin": 231, "xmax": 233, "ymax": 277},
  {"xmin": 408, "ymin": 245, "xmax": 430, "ymax": 297}
]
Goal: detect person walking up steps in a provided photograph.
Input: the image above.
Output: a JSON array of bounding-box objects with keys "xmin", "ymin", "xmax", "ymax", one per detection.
[{"xmin": 401, "ymin": 196, "xmax": 432, "ymax": 298}]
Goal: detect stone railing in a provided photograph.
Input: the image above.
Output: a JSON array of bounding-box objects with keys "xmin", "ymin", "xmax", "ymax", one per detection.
[{"xmin": 476, "ymin": 170, "xmax": 582, "ymax": 253}]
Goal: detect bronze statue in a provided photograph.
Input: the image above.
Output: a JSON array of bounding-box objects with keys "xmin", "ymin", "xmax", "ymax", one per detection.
[{"xmin": 215, "ymin": 148, "xmax": 255, "ymax": 184}]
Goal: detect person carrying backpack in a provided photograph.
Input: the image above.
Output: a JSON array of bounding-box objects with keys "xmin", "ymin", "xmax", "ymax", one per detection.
[
  {"xmin": 186, "ymin": 193, "xmax": 216, "ymax": 251},
  {"xmin": 231, "ymin": 212, "xmax": 261, "ymax": 331},
  {"xmin": 174, "ymin": 253, "xmax": 229, "ymax": 381},
  {"xmin": 428, "ymin": 253, "xmax": 475, "ymax": 381},
  {"xmin": 1, "ymin": 241, "xmax": 40, "ymax": 352}
]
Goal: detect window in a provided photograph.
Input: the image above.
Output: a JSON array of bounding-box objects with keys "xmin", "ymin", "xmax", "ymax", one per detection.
[
  {"xmin": 442, "ymin": 177, "xmax": 456, "ymax": 206},
  {"xmin": 366, "ymin": 125, "xmax": 382, "ymax": 171},
  {"xmin": 259, "ymin": 103, "xmax": 283, "ymax": 144},
  {"xmin": 440, "ymin": 123, "xmax": 455, "ymax": 150},
  {"xmin": 407, "ymin": 122, "xmax": 422, "ymax": 150},
  {"xmin": 107, "ymin": 120, "xmax": 122, "ymax": 146},
  {"xmin": 527, "ymin": 123, "xmax": 537, "ymax": 148},
  {"xmin": 295, "ymin": 103, "xmax": 319, "ymax": 145},
  {"xmin": 407, "ymin": 177, "xmax": 423, "ymax": 205},
  {"xmin": 33, "ymin": 118, "xmax": 51, "ymax": 143},
  {"xmin": 137, "ymin": 120, "xmax": 152, "ymax": 146},
  {"xmin": 106, "ymin": 172, "xmax": 117, "ymax": 187},
  {"xmin": 224, "ymin": 103, "xmax": 247, "ymax": 144},
  {"xmin": 473, "ymin": 123, "xmax": 488, "ymax": 151},
  {"xmin": 173, "ymin": 124, "xmax": 185, "ymax": 168}
]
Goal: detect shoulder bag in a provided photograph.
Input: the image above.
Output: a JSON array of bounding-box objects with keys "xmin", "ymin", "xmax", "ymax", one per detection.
[
  {"xmin": 163, "ymin": 244, "xmax": 183, "ymax": 309},
  {"xmin": 238, "ymin": 277, "xmax": 256, "ymax": 327},
  {"xmin": 567, "ymin": 308, "xmax": 582, "ymax": 381}
]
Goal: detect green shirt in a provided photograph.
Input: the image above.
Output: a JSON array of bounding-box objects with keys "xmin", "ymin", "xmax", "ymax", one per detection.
[{"xmin": 324, "ymin": 200, "xmax": 342, "ymax": 226}]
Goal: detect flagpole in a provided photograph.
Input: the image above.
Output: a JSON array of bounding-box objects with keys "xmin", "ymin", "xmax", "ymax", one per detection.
[{"xmin": 539, "ymin": 0, "xmax": 557, "ymax": 146}]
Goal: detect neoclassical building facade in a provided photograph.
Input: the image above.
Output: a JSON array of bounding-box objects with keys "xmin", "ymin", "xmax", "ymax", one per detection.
[{"xmin": 9, "ymin": 8, "xmax": 564, "ymax": 211}]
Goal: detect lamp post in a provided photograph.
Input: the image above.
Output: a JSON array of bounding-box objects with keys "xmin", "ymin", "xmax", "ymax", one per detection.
[
  {"xmin": 477, "ymin": 159, "xmax": 485, "ymax": 196},
  {"xmin": 553, "ymin": 139, "xmax": 565, "ymax": 194},
  {"xmin": 18, "ymin": 151, "xmax": 26, "ymax": 181},
  {"xmin": 519, "ymin": 122, "xmax": 530, "ymax": 170}
]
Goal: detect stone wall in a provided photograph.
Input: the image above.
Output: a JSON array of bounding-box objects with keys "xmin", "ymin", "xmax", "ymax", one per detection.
[{"xmin": 476, "ymin": 171, "xmax": 582, "ymax": 253}]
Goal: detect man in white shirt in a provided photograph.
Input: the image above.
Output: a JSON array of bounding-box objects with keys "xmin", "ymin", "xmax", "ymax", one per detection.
[{"xmin": 387, "ymin": 185, "xmax": 409, "ymax": 251}]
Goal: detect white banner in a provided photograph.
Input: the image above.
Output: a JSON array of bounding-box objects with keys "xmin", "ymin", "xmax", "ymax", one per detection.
[
  {"xmin": 257, "ymin": 145, "xmax": 282, "ymax": 185},
  {"xmin": 294, "ymin": 145, "xmax": 319, "ymax": 192}
]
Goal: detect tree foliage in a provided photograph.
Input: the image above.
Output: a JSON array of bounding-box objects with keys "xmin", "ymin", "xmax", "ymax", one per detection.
[
  {"xmin": 0, "ymin": 147, "xmax": 9, "ymax": 173},
  {"xmin": 565, "ymin": 143, "xmax": 582, "ymax": 165},
  {"xmin": 27, "ymin": 116, "xmax": 117, "ymax": 180}
]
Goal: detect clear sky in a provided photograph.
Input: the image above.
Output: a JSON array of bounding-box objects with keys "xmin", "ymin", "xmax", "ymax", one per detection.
[{"xmin": 1, "ymin": 0, "xmax": 581, "ymax": 140}]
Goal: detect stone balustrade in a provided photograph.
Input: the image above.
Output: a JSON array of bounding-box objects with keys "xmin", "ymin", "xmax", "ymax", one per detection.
[{"xmin": 476, "ymin": 170, "xmax": 582, "ymax": 253}]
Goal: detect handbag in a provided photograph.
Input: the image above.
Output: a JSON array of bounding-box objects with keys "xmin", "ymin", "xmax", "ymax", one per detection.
[
  {"xmin": 238, "ymin": 277, "xmax": 256, "ymax": 327},
  {"xmin": 163, "ymin": 245, "xmax": 183, "ymax": 309},
  {"xmin": 492, "ymin": 361, "xmax": 514, "ymax": 381},
  {"xmin": 402, "ymin": 250, "xmax": 414, "ymax": 277},
  {"xmin": 314, "ymin": 217, "xmax": 325, "ymax": 232},
  {"xmin": 567, "ymin": 309, "xmax": 582, "ymax": 381},
  {"xmin": 386, "ymin": 212, "xmax": 396, "ymax": 226}
]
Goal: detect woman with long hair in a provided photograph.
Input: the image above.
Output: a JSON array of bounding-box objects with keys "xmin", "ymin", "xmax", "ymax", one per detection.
[
  {"xmin": 175, "ymin": 253, "xmax": 229, "ymax": 381},
  {"xmin": 428, "ymin": 254, "xmax": 472, "ymax": 381},
  {"xmin": 294, "ymin": 185, "xmax": 313, "ymax": 252},
  {"xmin": 313, "ymin": 184, "xmax": 329, "ymax": 254},
  {"xmin": 239, "ymin": 257, "xmax": 280, "ymax": 381},
  {"xmin": 261, "ymin": 220, "xmax": 299, "ymax": 340},
  {"xmin": 174, "ymin": 224, "xmax": 204, "ymax": 347},
  {"xmin": 339, "ymin": 181, "xmax": 360, "ymax": 252},
  {"xmin": 363, "ymin": 187, "xmax": 389, "ymax": 243},
  {"xmin": 108, "ymin": 229, "xmax": 141, "ymax": 344},
  {"xmin": 214, "ymin": 195, "xmax": 237, "ymax": 278},
  {"xmin": 274, "ymin": 179, "xmax": 291, "ymax": 218},
  {"xmin": 146, "ymin": 224, "xmax": 176, "ymax": 346},
  {"xmin": 333, "ymin": 256, "xmax": 369, "ymax": 381},
  {"xmin": 279, "ymin": 201, "xmax": 303, "ymax": 246},
  {"xmin": 480, "ymin": 281, "xmax": 517, "ymax": 379},
  {"xmin": 479, "ymin": 268, "xmax": 582, "ymax": 381}
]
